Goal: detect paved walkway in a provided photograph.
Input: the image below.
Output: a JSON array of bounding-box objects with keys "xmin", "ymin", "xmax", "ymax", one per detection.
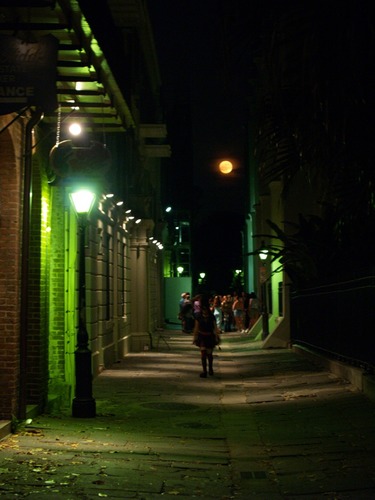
[{"xmin": 1, "ymin": 331, "xmax": 375, "ymax": 499}]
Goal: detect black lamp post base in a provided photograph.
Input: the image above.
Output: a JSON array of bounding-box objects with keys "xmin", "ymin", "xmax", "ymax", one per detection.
[{"xmin": 72, "ymin": 397, "xmax": 96, "ymax": 418}]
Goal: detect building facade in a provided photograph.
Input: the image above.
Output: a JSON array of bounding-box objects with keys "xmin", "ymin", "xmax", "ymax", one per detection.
[
  {"xmin": 244, "ymin": 2, "xmax": 375, "ymax": 371},
  {"xmin": 0, "ymin": 0, "xmax": 169, "ymax": 421}
]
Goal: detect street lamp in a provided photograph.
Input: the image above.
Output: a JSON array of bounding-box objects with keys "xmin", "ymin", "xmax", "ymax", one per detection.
[
  {"xmin": 177, "ymin": 266, "xmax": 184, "ymax": 276},
  {"xmin": 259, "ymin": 245, "xmax": 269, "ymax": 340},
  {"xmin": 69, "ymin": 188, "xmax": 96, "ymax": 418}
]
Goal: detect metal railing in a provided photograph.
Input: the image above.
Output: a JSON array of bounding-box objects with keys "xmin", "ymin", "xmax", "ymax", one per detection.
[{"xmin": 291, "ymin": 275, "xmax": 375, "ymax": 372}]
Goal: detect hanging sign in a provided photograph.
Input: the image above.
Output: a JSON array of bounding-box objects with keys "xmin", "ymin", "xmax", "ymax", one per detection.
[
  {"xmin": 49, "ymin": 140, "xmax": 112, "ymax": 178},
  {"xmin": 0, "ymin": 34, "xmax": 58, "ymax": 115}
]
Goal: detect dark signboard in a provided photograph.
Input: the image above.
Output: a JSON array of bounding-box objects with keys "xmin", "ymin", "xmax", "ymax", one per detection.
[
  {"xmin": 49, "ymin": 140, "xmax": 112, "ymax": 178},
  {"xmin": 1, "ymin": 1, "xmax": 54, "ymax": 5},
  {"xmin": 0, "ymin": 34, "xmax": 58, "ymax": 115}
]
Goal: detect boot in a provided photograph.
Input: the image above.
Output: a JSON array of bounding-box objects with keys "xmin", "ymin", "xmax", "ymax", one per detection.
[
  {"xmin": 200, "ymin": 355, "xmax": 207, "ymax": 378},
  {"xmin": 208, "ymin": 353, "xmax": 214, "ymax": 376}
]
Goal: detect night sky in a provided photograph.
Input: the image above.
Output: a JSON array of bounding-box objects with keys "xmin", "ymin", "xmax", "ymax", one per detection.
[{"xmin": 147, "ymin": 1, "xmax": 269, "ymax": 293}]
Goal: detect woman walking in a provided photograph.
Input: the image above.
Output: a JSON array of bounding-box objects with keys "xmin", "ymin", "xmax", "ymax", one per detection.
[{"xmin": 193, "ymin": 294, "xmax": 220, "ymax": 378}]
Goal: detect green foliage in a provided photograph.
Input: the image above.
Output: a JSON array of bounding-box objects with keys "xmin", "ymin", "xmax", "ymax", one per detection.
[
  {"xmin": 254, "ymin": 209, "xmax": 354, "ymax": 288},
  {"xmin": 10, "ymin": 415, "xmax": 19, "ymax": 434}
]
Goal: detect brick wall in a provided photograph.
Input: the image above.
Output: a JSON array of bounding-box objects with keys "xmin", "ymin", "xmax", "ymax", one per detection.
[
  {"xmin": 0, "ymin": 116, "xmax": 23, "ymax": 419},
  {"xmin": 27, "ymin": 150, "xmax": 50, "ymax": 408},
  {"xmin": 48, "ymin": 187, "xmax": 68, "ymax": 396}
]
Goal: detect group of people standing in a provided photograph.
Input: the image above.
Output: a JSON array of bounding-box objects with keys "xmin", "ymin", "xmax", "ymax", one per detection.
[
  {"xmin": 178, "ymin": 291, "xmax": 260, "ymax": 378},
  {"xmin": 179, "ymin": 291, "xmax": 260, "ymax": 335},
  {"xmin": 210, "ymin": 291, "xmax": 260, "ymax": 333}
]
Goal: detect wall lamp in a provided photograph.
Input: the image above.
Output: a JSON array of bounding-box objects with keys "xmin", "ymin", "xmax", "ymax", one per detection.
[{"xmin": 177, "ymin": 266, "xmax": 184, "ymax": 276}]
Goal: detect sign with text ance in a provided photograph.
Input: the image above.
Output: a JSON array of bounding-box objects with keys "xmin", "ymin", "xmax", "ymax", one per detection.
[{"xmin": 0, "ymin": 34, "xmax": 58, "ymax": 115}]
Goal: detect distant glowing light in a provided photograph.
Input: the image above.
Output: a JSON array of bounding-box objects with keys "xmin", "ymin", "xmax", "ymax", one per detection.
[
  {"xmin": 259, "ymin": 249, "xmax": 269, "ymax": 261},
  {"xmin": 219, "ymin": 160, "xmax": 233, "ymax": 174}
]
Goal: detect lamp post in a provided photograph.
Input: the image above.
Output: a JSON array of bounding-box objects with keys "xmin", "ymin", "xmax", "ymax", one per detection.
[
  {"xmin": 69, "ymin": 188, "xmax": 96, "ymax": 418},
  {"xmin": 259, "ymin": 246, "xmax": 269, "ymax": 340}
]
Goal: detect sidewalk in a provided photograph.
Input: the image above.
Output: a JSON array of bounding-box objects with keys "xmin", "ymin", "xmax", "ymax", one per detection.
[{"xmin": 1, "ymin": 331, "xmax": 375, "ymax": 498}]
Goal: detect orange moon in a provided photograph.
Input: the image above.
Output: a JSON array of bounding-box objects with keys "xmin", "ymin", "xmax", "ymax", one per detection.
[{"xmin": 219, "ymin": 160, "xmax": 233, "ymax": 174}]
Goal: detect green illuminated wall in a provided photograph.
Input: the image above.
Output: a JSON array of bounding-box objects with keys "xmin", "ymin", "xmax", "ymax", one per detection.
[
  {"xmin": 27, "ymin": 147, "xmax": 50, "ymax": 408},
  {"xmin": 48, "ymin": 186, "xmax": 76, "ymax": 409}
]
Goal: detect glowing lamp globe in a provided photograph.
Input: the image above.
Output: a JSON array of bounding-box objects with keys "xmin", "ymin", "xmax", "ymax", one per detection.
[
  {"xmin": 70, "ymin": 189, "xmax": 96, "ymax": 214},
  {"xmin": 69, "ymin": 123, "xmax": 82, "ymax": 136},
  {"xmin": 259, "ymin": 249, "xmax": 269, "ymax": 261}
]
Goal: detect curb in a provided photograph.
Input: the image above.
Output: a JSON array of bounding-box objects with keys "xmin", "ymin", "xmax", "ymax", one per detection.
[
  {"xmin": 0, "ymin": 404, "xmax": 39, "ymax": 442},
  {"xmin": 0, "ymin": 420, "xmax": 11, "ymax": 440},
  {"xmin": 292, "ymin": 343, "xmax": 375, "ymax": 402}
]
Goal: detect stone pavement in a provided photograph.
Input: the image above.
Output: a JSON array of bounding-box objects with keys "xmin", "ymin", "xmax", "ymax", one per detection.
[{"xmin": 1, "ymin": 331, "xmax": 375, "ymax": 499}]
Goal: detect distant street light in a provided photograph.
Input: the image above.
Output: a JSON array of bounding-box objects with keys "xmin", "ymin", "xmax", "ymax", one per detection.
[
  {"xmin": 69, "ymin": 188, "xmax": 96, "ymax": 418},
  {"xmin": 259, "ymin": 247, "xmax": 269, "ymax": 261},
  {"xmin": 259, "ymin": 244, "xmax": 269, "ymax": 340},
  {"xmin": 177, "ymin": 266, "xmax": 184, "ymax": 276}
]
